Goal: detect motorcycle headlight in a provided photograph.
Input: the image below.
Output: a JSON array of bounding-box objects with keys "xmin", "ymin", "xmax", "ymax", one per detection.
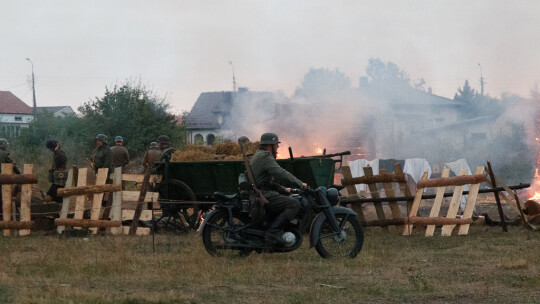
[{"xmin": 326, "ymin": 188, "xmax": 339, "ymax": 206}]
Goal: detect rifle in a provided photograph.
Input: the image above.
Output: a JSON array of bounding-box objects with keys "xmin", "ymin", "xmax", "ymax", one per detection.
[{"xmin": 239, "ymin": 140, "xmax": 269, "ymax": 207}]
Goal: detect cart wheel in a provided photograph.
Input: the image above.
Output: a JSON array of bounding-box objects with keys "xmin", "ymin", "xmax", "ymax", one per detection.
[{"xmin": 158, "ymin": 179, "xmax": 199, "ymax": 231}]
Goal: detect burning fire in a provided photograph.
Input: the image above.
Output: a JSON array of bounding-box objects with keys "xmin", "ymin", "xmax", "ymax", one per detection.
[
  {"xmin": 316, "ymin": 147, "xmax": 323, "ymax": 154},
  {"xmin": 528, "ymin": 168, "xmax": 540, "ymax": 200}
]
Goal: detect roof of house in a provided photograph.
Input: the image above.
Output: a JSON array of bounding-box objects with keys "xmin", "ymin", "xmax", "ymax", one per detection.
[
  {"xmin": 185, "ymin": 92, "xmax": 233, "ymax": 130},
  {"xmin": 0, "ymin": 91, "xmax": 33, "ymax": 114},
  {"xmin": 37, "ymin": 106, "xmax": 75, "ymax": 115}
]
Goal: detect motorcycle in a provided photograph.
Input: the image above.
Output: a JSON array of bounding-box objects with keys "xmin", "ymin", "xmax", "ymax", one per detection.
[{"xmin": 197, "ymin": 178, "xmax": 364, "ymax": 258}]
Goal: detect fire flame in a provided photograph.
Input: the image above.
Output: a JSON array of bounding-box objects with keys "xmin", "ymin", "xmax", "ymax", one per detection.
[
  {"xmin": 316, "ymin": 147, "xmax": 323, "ymax": 154},
  {"xmin": 528, "ymin": 168, "xmax": 540, "ymax": 200}
]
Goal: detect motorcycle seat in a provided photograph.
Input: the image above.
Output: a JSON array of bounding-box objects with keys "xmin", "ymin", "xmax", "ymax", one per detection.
[{"xmin": 213, "ymin": 191, "xmax": 237, "ymax": 200}]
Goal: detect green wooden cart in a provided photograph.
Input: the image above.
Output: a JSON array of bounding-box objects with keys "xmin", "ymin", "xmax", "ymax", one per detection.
[{"xmin": 154, "ymin": 152, "xmax": 349, "ymax": 231}]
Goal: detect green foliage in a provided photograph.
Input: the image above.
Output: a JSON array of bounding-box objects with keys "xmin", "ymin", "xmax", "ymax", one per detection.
[
  {"xmin": 365, "ymin": 58, "xmax": 411, "ymax": 87},
  {"xmin": 453, "ymin": 80, "xmax": 503, "ymax": 119},
  {"xmin": 294, "ymin": 68, "xmax": 351, "ymax": 98},
  {"xmin": 78, "ymin": 80, "xmax": 185, "ymax": 156}
]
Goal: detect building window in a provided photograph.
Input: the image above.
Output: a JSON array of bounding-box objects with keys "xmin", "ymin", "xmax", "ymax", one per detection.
[
  {"xmin": 15, "ymin": 116, "xmax": 22, "ymax": 121},
  {"xmin": 207, "ymin": 134, "xmax": 215, "ymax": 145},
  {"xmin": 194, "ymin": 134, "xmax": 204, "ymax": 145}
]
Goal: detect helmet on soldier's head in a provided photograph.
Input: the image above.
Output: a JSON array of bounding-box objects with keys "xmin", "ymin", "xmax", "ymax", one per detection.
[
  {"xmin": 46, "ymin": 140, "xmax": 58, "ymax": 150},
  {"xmin": 238, "ymin": 136, "xmax": 250, "ymax": 144},
  {"xmin": 95, "ymin": 134, "xmax": 108, "ymax": 144},
  {"xmin": 0, "ymin": 138, "xmax": 8, "ymax": 148},
  {"xmin": 260, "ymin": 133, "xmax": 281, "ymax": 145},
  {"xmin": 115, "ymin": 136, "xmax": 123, "ymax": 142},
  {"xmin": 149, "ymin": 142, "xmax": 158, "ymax": 148},
  {"xmin": 157, "ymin": 135, "xmax": 170, "ymax": 144}
]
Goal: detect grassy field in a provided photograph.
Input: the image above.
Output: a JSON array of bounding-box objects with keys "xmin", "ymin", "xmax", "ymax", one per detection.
[{"xmin": 0, "ymin": 224, "xmax": 539, "ymax": 304}]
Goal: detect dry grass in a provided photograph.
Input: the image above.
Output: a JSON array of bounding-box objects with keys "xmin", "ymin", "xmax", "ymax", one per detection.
[
  {"xmin": 171, "ymin": 142, "xmax": 260, "ymax": 162},
  {"xmin": 0, "ymin": 224, "xmax": 539, "ymax": 304}
]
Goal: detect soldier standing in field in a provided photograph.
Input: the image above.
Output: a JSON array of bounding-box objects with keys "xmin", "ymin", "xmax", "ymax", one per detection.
[
  {"xmin": 90, "ymin": 134, "xmax": 112, "ymax": 176},
  {"xmin": 44, "ymin": 140, "xmax": 67, "ymax": 203},
  {"xmin": 0, "ymin": 138, "xmax": 21, "ymax": 174},
  {"xmin": 143, "ymin": 141, "xmax": 161, "ymax": 171},
  {"xmin": 111, "ymin": 136, "xmax": 130, "ymax": 170},
  {"xmin": 249, "ymin": 133, "xmax": 307, "ymax": 244}
]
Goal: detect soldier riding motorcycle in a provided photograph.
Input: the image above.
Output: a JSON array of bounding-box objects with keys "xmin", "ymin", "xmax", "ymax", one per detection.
[
  {"xmin": 198, "ymin": 177, "xmax": 364, "ymax": 258},
  {"xmin": 197, "ymin": 133, "xmax": 364, "ymax": 258}
]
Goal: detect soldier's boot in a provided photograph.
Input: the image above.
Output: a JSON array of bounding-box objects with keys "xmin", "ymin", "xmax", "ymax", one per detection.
[{"xmin": 265, "ymin": 213, "xmax": 288, "ymax": 245}]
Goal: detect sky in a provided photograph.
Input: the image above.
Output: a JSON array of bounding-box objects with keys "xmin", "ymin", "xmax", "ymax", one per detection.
[{"xmin": 1, "ymin": 0, "xmax": 539, "ymax": 114}]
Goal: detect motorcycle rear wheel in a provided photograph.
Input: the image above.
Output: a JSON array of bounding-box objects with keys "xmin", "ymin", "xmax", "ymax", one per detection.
[
  {"xmin": 202, "ymin": 210, "xmax": 251, "ymax": 257},
  {"xmin": 314, "ymin": 214, "xmax": 364, "ymax": 258}
]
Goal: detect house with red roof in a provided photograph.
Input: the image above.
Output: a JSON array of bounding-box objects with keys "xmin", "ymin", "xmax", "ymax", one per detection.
[{"xmin": 0, "ymin": 91, "xmax": 34, "ymax": 137}]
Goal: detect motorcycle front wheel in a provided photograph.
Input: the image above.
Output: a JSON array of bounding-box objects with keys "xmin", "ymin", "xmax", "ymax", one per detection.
[
  {"xmin": 314, "ymin": 214, "xmax": 364, "ymax": 258},
  {"xmin": 202, "ymin": 210, "xmax": 251, "ymax": 257}
]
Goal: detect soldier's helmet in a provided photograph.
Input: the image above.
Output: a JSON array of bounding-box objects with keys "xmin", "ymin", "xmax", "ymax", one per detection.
[
  {"xmin": 46, "ymin": 140, "xmax": 58, "ymax": 150},
  {"xmin": 115, "ymin": 136, "xmax": 123, "ymax": 142},
  {"xmin": 95, "ymin": 134, "xmax": 108, "ymax": 144},
  {"xmin": 260, "ymin": 133, "xmax": 281, "ymax": 145},
  {"xmin": 238, "ymin": 136, "xmax": 250, "ymax": 144},
  {"xmin": 0, "ymin": 138, "xmax": 8, "ymax": 148},
  {"xmin": 149, "ymin": 142, "xmax": 158, "ymax": 148},
  {"xmin": 157, "ymin": 135, "xmax": 170, "ymax": 144}
]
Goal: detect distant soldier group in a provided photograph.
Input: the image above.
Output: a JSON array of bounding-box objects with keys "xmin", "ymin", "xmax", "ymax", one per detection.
[{"xmin": 0, "ymin": 134, "xmax": 171, "ymax": 205}]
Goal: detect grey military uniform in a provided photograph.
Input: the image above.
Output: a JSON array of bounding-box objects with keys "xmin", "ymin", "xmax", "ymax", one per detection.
[
  {"xmin": 111, "ymin": 145, "xmax": 130, "ymax": 168},
  {"xmin": 249, "ymin": 149, "xmax": 303, "ymax": 219},
  {"xmin": 0, "ymin": 150, "xmax": 20, "ymax": 174},
  {"xmin": 91, "ymin": 144, "xmax": 112, "ymax": 174}
]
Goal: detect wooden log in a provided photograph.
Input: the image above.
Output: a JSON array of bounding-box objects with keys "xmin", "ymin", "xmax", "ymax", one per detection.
[
  {"xmin": 364, "ymin": 166, "xmax": 387, "ymax": 229},
  {"xmin": 403, "ymin": 172, "xmax": 428, "ymax": 236},
  {"xmin": 0, "ymin": 174, "xmax": 37, "ymax": 185},
  {"xmin": 417, "ymin": 174, "xmax": 488, "ymax": 189},
  {"xmin": 493, "ymin": 175, "xmax": 528, "ymax": 225},
  {"xmin": 129, "ymin": 167, "xmax": 153, "ymax": 235},
  {"xmin": 90, "ymin": 168, "xmax": 108, "ymax": 234},
  {"xmin": 487, "ymin": 162, "xmax": 508, "ymax": 232},
  {"xmin": 57, "ymin": 167, "xmax": 75, "ymax": 235},
  {"xmin": 380, "ymin": 169, "xmax": 401, "ymax": 232},
  {"xmin": 341, "ymin": 172, "xmax": 406, "ymax": 186},
  {"xmin": 121, "ymin": 174, "xmax": 162, "ymax": 183},
  {"xmin": 341, "ymin": 184, "xmax": 530, "ymax": 204},
  {"xmin": 57, "ymin": 183, "xmax": 121, "ymax": 197},
  {"xmin": 458, "ymin": 166, "xmax": 485, "ymax": 235},
  {"xmin": 19, "ymin": 164, "xmax": 33, "ymax": 236},
  {"xmin": 440, "ymin": 169, "xmax": 468, "ymax": 236},
  {"xmin": 54, "ymin": 218, "xmax": 121, "ymax": 228},
  {"xmin": 426, "ymin": 168, "xmax": 451, "ymax": 237},
  {"xmin": 110, "ymin": 167, "xmax": 123, "ymax": 235},
  {"xmin": 0, "ymin": 221, "xmax": 35, "ymax": 229},
  {"xmin": 394, "ymin": 164, "xmax": 414, "ymax": 212},
  {"xmin": 2, "ymin": 164, "xmax": 13, "ymax": 236},
  {"xmin": 364, "ymin": 217, "xmax": 472, "ymax": 227},
  {"xmin": 74, "ymin": 168, "xmax": 88, "ymax": 222},
  {"xmin": 340, "ymin": 166, "xmax": 366, "ymax": 224}
]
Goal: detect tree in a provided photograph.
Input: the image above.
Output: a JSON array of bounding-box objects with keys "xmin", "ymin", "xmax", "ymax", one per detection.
[
  {"xmin": 78, "ymin": 80, "xmax": 184, "ymax": 156},
  {"xmin": 294, "ymin": 68, "xmax": 351, "ymax": 99},
  {"xmin": 453, "ymin": 80, "xmax": 476, "ymax": 103},
  {"xmin": 364, "ymin": 58, "xmax": 411, "ymax": 88},
  {"xmin": 454, "ymin": 80, "xmax": 503, "ymax": 119}
]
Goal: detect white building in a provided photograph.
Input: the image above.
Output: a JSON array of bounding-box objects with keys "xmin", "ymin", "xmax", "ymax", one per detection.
[{"xmin": 0, "ymin": 91, "xmax": 34, "ymax": 137}]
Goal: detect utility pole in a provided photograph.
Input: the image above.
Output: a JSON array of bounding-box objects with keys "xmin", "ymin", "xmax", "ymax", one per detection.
[
  {"xmin": 228, "ymin": 61, "xmax": 237, "ymax": 93},
  {"xmin": 478, "ymin": 63, "xmax": 484, "ymax": 96},
  {"xmin": 26, "ymin": 58, "xmax": 37, "ymax": 117}
]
